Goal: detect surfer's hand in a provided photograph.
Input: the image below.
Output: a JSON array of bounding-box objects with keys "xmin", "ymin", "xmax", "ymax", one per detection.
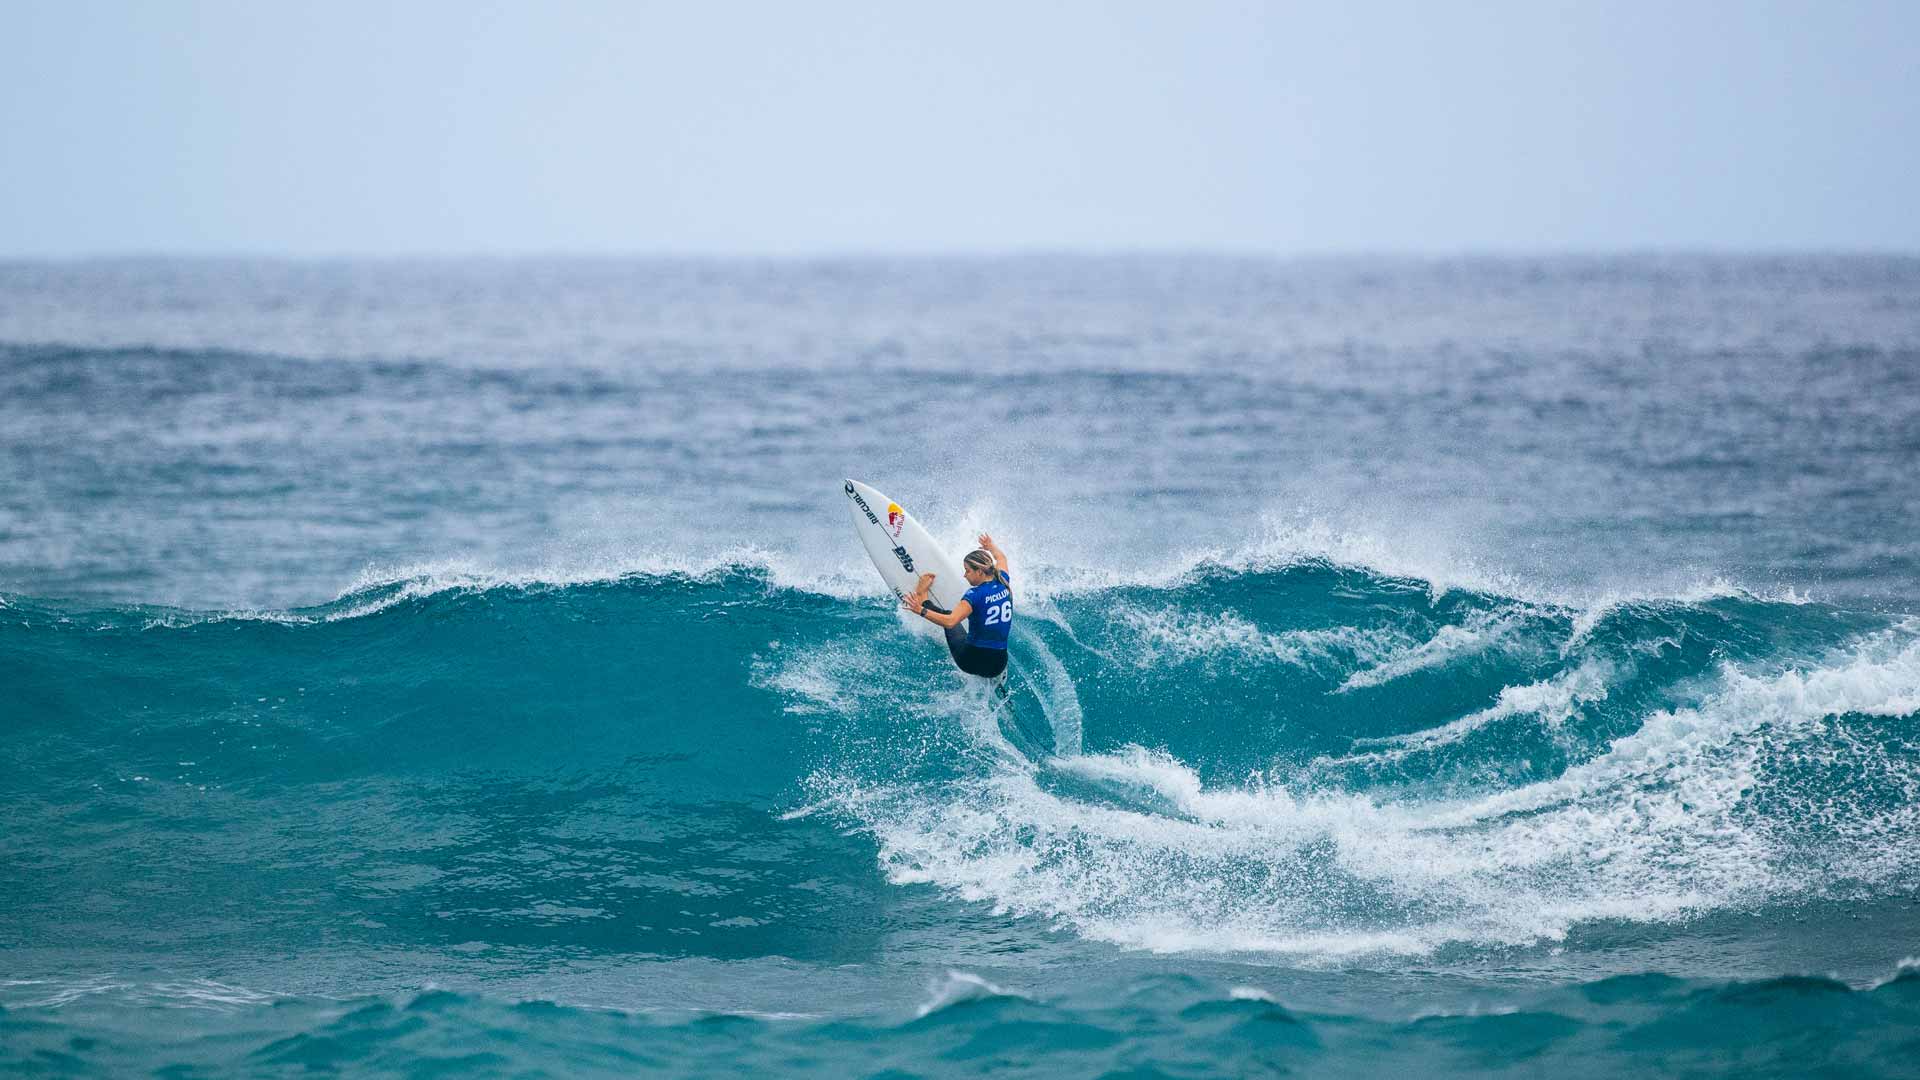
[
  {"xmin": 977, "ymin": 532, "xmax": 994, "ymax": 548},
  {"xmin": 901, "ymin": 596, "xmax": 924, "ymax": 615}
]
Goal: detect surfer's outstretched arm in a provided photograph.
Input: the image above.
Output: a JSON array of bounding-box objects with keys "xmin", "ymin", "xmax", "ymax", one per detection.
[
  {"xmin": 903, "ymin": 587, "xmax": 972, "ymax": 629},
  {"xmin": 977, "ymin": 533, "xmax": 1009, "ymax": 574}
]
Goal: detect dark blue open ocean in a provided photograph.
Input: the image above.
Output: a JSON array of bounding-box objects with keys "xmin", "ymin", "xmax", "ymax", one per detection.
[{"xmin": 4, "ymin": 256, "xmax": 1919, "ymax": 1076}]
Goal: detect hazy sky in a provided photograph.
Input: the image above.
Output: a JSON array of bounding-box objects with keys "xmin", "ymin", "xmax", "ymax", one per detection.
[{"xmin": 3, "ymin": 0, "xmax": 1916, "ymax": 256}]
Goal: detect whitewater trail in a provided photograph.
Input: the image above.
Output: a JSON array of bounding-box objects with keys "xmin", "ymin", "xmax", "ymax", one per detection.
[{"xmin": 792, "ymin": 569, "xmax": 1920, "ymax": 960}]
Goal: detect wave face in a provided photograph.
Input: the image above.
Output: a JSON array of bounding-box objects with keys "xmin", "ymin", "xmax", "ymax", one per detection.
[{"xmin": 6, "ymin": 563, "xmax": 1917, "ymax": 976}]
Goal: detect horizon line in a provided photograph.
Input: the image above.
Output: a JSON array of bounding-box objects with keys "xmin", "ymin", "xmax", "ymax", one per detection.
[{"xmin": 4, "ymin": 245, "xmax": 1919, "ymax": 263}]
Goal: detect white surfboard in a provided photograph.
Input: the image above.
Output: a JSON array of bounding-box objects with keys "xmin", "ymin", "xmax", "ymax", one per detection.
[{"xmin": 842, "ymin": 478, "xmax": 967, "ymax": 613}]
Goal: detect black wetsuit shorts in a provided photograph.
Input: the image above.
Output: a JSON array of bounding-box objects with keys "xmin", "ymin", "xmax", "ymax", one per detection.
[{"xmin": 924, "ymin": 606, "xmax": 1008, "ymax": 678}]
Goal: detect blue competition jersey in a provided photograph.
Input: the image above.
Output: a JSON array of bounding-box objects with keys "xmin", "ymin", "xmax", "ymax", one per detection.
[{"xmin": 962, "ymin": 571, "xmax": 1013, "ymax": 650}]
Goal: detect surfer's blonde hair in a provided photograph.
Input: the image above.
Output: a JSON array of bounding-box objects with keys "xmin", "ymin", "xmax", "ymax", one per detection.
[{"xmin": 964, "ymin": 549, "xmax": 1007, "ymax": 588}]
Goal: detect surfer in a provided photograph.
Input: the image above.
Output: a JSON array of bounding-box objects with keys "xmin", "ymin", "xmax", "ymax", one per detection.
[{"xmin": 902, "ymin": 534, "xmax": 1013, "ymax": 678}]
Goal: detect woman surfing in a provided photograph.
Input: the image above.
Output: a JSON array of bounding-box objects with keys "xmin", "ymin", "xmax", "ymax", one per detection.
[{"xmin": 902, "ymin": 533, "xmax": 1013, "ymax": 678}]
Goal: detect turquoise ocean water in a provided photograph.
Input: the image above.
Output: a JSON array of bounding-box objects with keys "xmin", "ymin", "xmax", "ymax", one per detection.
[{"xmin": 4, "ymin": 257, "xmax": 1919, "ymax": 1075}]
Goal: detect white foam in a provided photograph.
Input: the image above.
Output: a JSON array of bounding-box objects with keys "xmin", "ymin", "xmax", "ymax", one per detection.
[
  {"xmin": 150, "ymin": 545, "xmax": 873, "ymax": 626},
  {"xmin": 914, "ymin": 971, "xmax": 1025, "ymax": 1018},
  {"xmin": 1110, "ymin": 604, "xmax": 1408, "ymax": 672},
  {"xmin": 951, "ymin": 515, "xmax": 1501, "ymax": 605},
  {"xmin": 136, "ymin": 979, "xmax": 282, "ymax": 1010},
  {"xmin": 1336, "ymin": 658, "xmax": 1616, "ymax": 763},
  {"xmin": 341, "ymin": 542, "xmax": 864, "ymax": 604},
  {"xmin": 1336, "ymin": 608, "xmax": 1522, "ymax": 692},
  {"xmin": 136, "ymin": 503, "xmax": 1833, "ymax": 628},
  {"xmin": 1561, "ymin": 579, "xmax": 1817, "ymax": 655},
  {"xmin": 810, "ymin": 624, "xmax": 1920, "ymax": 961},
  {"xmin": 1, "ymin": 978, "xmax": 129, "ymax": 1008},
  {"xmin": 754, "ymin": 624, "xmax": 1032, "ymax": 769},
  {"xmin": 1015, "ymin": 625, "xmax": 1085, "ymax": 757}
]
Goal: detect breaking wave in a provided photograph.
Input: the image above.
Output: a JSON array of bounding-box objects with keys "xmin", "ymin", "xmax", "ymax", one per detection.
[{"xmin": 6, "ymin": 550, "xmax": 1915, "ymax": 968}]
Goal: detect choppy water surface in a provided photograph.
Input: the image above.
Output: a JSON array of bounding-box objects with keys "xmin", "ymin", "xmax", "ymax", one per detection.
[{"xmin": 3, "ymin": 256, "xmax": 1919, "ymax": 1076}]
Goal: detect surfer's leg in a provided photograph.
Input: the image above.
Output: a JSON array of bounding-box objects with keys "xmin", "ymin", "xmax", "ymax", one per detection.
[
  {"xmin": 951, "ymin": 642, "xmax": 1008, "ymax": 678},
  {"xmin": 944, "ymin": 624, "xmax": 969, "ymax": 666}
]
